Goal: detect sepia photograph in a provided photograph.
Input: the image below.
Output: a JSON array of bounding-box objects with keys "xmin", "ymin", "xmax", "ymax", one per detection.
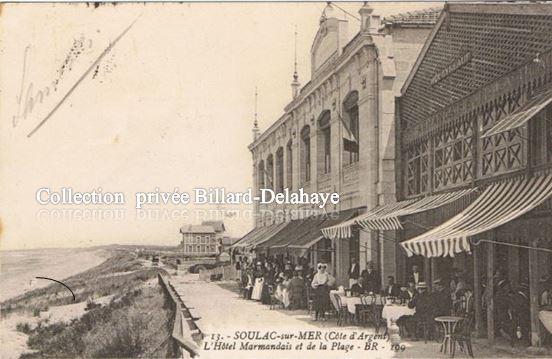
[{"xmin": 1, "ymin": 1, "xmax": 552, "ymax": 358}]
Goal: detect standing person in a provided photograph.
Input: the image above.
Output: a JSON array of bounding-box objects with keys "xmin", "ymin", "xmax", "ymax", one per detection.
[
  {"xmin": 235, "ymin": 258, "xmax": 242, "ymax": 281},
  {"xmin": 407, "ymin": 265, "xmax": 423, "ymax": 286},
  {"xmin": 311, "ymin": 263, "xmax": 335, "ymax": 321},
  {"xmin": 251, "ymin": 262, "xmax": 265, "ymax": 301},
  {"xmin": 361, "ymin": 261, "xmax": 381, "ymax": 293},
  {"xmin": 289, "ymin": 271, "xmax": 306, "ymax": 309},
  {"xmin": 348, "ymin": 257, "xmax": 360, "ymax": 288}
]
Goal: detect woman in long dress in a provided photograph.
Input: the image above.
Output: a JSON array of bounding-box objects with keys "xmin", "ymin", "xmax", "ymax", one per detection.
[
  {"xmin": 311, "ymin": 263, "xmax": 334, "ymax": 321},
  {"xmin": 251, "ymin": 262, "xmax": 264, "ymax": 301}
]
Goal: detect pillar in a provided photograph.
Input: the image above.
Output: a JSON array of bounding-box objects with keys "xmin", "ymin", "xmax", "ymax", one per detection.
[
  {"xmin": 486, "ymin": 235, "xmax": 495, "ymax": 344},
  {"xmin": 529, "ymin": 238, "xmax": 542, "ymax": 347},
  {"xmin": 473, "ymin": 241, "xmax": 484, "ymax": 337},
  {"xmin": 335, "ymin": 238, "xmax": 350, "ymax": 287},
  {"xmin": 508, "ymin": 240, "xmax": 520, "ymax": 289}
]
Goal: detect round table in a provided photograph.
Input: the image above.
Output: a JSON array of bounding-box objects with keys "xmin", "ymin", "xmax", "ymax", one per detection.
[
  {"xmin": 539, "ymin": 310, "xmax": 552, "ymax": 334},
  {"xmin": 381, "ymin": 304, "xmax": 415, "ymax": 326},
  {"xmin": 435, "ymin": 316, "xmax": 463, "ymax": 356}
]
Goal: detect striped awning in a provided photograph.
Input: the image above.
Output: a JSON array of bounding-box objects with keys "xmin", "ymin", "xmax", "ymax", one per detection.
[
  {"xmin": 321, "ymin": 188, "xmax": 476, "ymax": 239},
  {"xmin": 483, "ymin": 87, "xmax": 552, "ymax": 138},
  {"xmin": 401, "ymin": 174, "xmax": 552, "ymax": 258}
]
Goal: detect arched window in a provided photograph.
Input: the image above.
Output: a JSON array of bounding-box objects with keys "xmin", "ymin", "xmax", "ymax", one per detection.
[
  {"xmin": 300, "ymin": 125, "xmax": 311, "ymax": 183},
  {"xmin": 317, "ymin": 110, "xmax": 331, "ymax": 174},
  {"xmin": 343, "ymin": 91, "xmax": 359, "ymax": 165},
  {"xmin": 266, "ymin": 154, "xmax": 274, "ymax": 190},
  {"xmin": 286, "ymin": 140, "xmax": 293, "ymax": 190},
  {"xmin": 275, "ymin": 147, "xmax": 284, "ymax": 193},
  {"xmin": 258, "ymin": 160, "xmax": 265, "ymax": 192}
]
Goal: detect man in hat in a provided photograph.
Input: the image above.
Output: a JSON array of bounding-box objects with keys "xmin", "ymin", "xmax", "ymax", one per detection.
[{"xmin": 403, "ymin": 281, "xmax": 432, "ymax": 339}]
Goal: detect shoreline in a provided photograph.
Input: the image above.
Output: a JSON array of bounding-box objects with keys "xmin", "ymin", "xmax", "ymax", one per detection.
[
  {"xmin": 0, "ymin": 248, "xmax": 109, "ymax": 303},
  {"xmin": 0, "ymin": 248, "xmax": 113, "ymax": 359}
]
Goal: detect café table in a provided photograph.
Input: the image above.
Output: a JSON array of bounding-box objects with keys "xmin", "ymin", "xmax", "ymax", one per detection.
[
  {"xmin": 331, "ymin": 291, "xmax": 385, "ymax": 315},
  {"xmin": 434, "ymin": 316, "xmax": 463, "ymax": 356},
  {"xmin": 539, "ymin": 310, "xmax": 552, "ymax": 334},
  {"xmin": 381, "ymin": 303, "xmax": 415, "ymax": 327}
]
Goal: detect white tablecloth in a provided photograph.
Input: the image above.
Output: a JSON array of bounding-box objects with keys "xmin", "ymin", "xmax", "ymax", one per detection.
[
  {"xmin": 539, "ymin": 310, "xmax": 552, "ymax": 334},
  {"xmin": 381, "ymin": 305, "xmax": 415, "ymax": 326},
  {"xmin": 330, "ymin": 291, "xmax": 385, "ymax": 314}
]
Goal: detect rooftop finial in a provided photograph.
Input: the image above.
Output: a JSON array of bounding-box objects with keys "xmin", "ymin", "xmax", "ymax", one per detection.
[
  {"xmin": 252, "ymin": 86, "xmax": 260, "ymax": 141},
  {"xmin": 291, "ymin": 25, "xmax": 301, "ymax": 99},
  {"xmin": 293, "ymin": 24, "xmax": 298, "ymax": 81}
]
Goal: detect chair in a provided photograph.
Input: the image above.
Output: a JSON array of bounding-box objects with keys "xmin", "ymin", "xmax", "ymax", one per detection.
[
  {"xmin": 357, "ymin": 295, "xmax": 375, "ymax": 327},
  {"xmin": 333, "ymin": 293, "xmax": 349, "ymax": 326},
  {"xmin": 373, "ymin": 303, "xmax": 385, "ymax": 334},
  {"xmin": 450, "ymin": 315, "xmax": 474, "ymax": 358}
]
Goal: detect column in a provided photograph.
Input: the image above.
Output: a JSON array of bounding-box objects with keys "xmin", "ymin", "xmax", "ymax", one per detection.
[
  {"xmin": 473, "ymin": 241, "xmax": 484, "ymax": 337},
  {"xmin": 335, "ymin": 238, "xmax": 350, "ymax": 287},
  {"xmin": 486, "ymin": 235, "xmax": 495, "ymax": 344},
  {"xmin": 529, "ymin": 237, "xmax": 542, "ymax": 347},
  {"xmin": 508, "ymin": 240, "xmax": 520, "ymax": 289}
]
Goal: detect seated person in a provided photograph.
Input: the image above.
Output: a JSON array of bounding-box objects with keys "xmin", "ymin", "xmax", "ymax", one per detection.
[
  {"xmin": 400, "ymin": 281, "xmax": 418, "ymax": 304},
  {"xmin": 399, "ymin": 281, "xmax": 431, "ymax": 339},
  {"xmin": 384, "ymin": 276, "xmax": 401, "ymax": 298}
]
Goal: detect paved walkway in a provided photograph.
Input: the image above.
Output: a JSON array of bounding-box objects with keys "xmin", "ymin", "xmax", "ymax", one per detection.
[
  {"xmin": 170, "ymin": 274, "xmax": 393, "ymax": 359},
  {"xmin": 170, "ymin": 274, "xmax": 548, "ymax": 358}
]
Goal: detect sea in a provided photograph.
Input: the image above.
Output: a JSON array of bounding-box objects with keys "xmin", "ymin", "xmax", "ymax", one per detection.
[{"xmin": 0, "ymin": 247, "xmax": 106, "ymax": 302}]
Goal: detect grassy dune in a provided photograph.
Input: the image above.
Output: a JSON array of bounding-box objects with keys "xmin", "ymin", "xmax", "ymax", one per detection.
[{"xmin": 2, "ymin": 250, "xmax": 176, "ymax": 358}]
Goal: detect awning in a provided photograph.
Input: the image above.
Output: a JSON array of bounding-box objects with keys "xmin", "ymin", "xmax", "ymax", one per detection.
[
  {"xmin": 321, "ymin": 188, "xmax": 476, "ymax": 239},
  {"xmin": 401, "ymin": 174, "xmax": 552, "ymax": 258},
  {"xmin": 231, "ymin": 222, "xmax": 287, "ymax": 249},
  {"xmin": 284, "ymin": 208, "xmax": 361, "ymax": 252},
  {"xmin": 483, "ymin": 87, "xmax": 552, "ymax": 137},
  {"xmin": 259, "ymin": 216, "xmax": 327, "ymax": 253}
]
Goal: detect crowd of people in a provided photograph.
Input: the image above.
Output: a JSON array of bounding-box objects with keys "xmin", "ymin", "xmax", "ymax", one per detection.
[{"xmin": 233, "ymin": 256, "xmax": 547, "ymax": 345}]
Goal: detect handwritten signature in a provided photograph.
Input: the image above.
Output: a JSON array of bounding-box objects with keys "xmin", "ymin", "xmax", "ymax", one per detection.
[{"xmin": 12, "ymin": 37, "xmax": 93, "ymax": 129}]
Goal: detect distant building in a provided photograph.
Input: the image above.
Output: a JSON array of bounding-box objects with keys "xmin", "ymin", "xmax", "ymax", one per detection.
[
  {"xmin": 179, "ymin": 221, "xmax": 227, "ymax": 256},
  {"xmin": 179, "ymin": 225, "xmax": 218, "ymax": 256}
]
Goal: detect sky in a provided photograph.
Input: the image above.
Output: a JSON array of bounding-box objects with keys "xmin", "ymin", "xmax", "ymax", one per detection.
[{"xmin": 0, "ymin": 2, "xmax": 441, "ymax": 250}]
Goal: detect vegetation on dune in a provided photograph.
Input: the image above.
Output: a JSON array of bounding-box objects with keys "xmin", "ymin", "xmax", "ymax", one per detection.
[
  {"xmin": 1, "ymin": 252, "xmax": 168, "ymax": 315},
  {"xmin": 21, "ymin": 286, "xmax": 174, "ymax": 358}
]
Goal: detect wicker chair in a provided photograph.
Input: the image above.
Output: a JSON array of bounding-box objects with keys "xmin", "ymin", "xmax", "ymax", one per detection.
[
  {"xmin": 450, "ymin": 315, "xmax": 474, "ymax": 358},
  {"xmin": 357, "ymin": 294, "xmax": 375, "ymax": 327},
  {"xmin": 333, "ymin": 293, "xmax": 349, "ymax": 326}
]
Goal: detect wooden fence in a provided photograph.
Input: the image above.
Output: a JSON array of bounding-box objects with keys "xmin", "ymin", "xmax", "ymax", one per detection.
[{"xmin": 158, "ymin": 274, "xmax": 203, "ymax": 358}]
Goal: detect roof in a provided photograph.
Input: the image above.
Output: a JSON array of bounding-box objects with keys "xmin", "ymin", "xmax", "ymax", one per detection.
[
  {"xmin": 382, "ymin": 7, "xmax": 442, "ymax": 27},
  {"xmin": 179, "ymin": 225, "xmax": 215, "ymax": 234},
  {"xmin": 400, "ymin": 2, "xmax": 552, "ymax": 128},
  {"xmin": 221, "ymin": 237, "xmax": 239, "ymax": 246},
  {"xmin": 201, "ymin": 220, "xmax": 225, "ymax": 233}
]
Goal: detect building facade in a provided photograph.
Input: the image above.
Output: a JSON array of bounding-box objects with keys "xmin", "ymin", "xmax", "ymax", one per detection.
[
  {"xmin": 242, "ymin": 3, "xmax": 438, "ymax": 285},
  {"xmin": 180, "ymin": 224, "xmax": 219, "ymax": 256},
  {"xmin": 396, "ymin": 3, "xmax": 552, "ymax": 347}
]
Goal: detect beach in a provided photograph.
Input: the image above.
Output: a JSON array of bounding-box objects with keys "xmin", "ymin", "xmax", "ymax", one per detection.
[
  {"xmin": 0, "ymin": 247, "xmax": 109, "ymax": 359},
  {"xmin": 0, "ymin": 247, "xmax": 107, "ymax": 302}
]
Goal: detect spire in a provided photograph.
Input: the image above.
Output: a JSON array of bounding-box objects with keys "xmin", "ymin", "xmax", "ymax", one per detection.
[
  {"xmin": 252, "ymin": 87, "xmax": 260, "ymax": 141},
  {"xmin": 291, "ymin": 25, "xmax": 301, "ymax": 99}
]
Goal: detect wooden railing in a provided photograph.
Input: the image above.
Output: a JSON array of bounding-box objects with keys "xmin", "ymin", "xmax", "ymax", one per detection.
[{"xmin": 158, "ymin": 274, "xmax": 203, "ymax": 358}]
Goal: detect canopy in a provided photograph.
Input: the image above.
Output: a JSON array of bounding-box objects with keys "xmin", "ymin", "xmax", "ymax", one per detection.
[
  {"xmin": 258, "ymin": 216, "xmax": 327, "ymax": 253},
  {"xmin": 483, "ymin": 87, "xmax": 552, "ymax": 138},
  {"xmin": 231, "ymin": 222, "xmax": 287, "ymax": 249},
  {"xmin": 401, "ymin": 174, "xmax": 552, "ymax": 258},
  {"xmin": 321, "ymin": 188, "xmax": 476, "ymax": 239}
]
